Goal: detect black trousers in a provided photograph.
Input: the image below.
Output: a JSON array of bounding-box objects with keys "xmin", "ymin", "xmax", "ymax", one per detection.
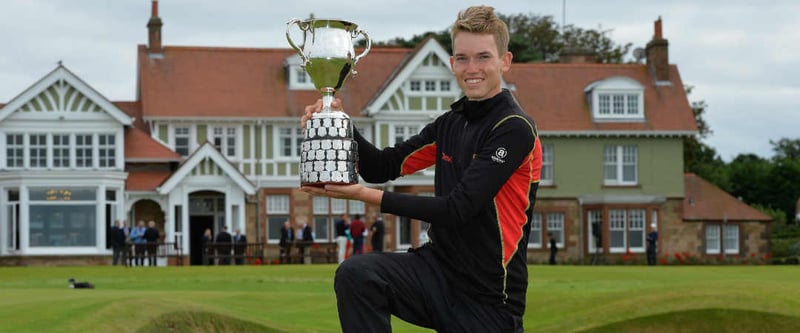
[{"xmin": 334, "ymin": 247, "xmax": 523, "ymax": 333}]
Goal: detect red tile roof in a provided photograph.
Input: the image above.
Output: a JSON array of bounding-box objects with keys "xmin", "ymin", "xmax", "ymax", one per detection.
[
  {"xmin": 126, "ymin": 170, "xmax": 172, "ymax": 191},
  {"xmin": 123, "ymin": 126, "xmax": 182, "ymax": 162},
  {"xmin": 137, "ymin": 43, "xmax": 696, "ymax": 133},
  {"xmin": 137, "ymin": 45, "xmax": 409, "ymax": 119},
  {"xmin": 683, "ymin": 173, "xmax": 772, "ymax": 222},
  {"xmin": 505, "ymin": 63, "xmax": 697, "ymax": 132}
]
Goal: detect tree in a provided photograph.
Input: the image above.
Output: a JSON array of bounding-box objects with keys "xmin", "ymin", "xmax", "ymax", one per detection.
[{"xmin": 683, "ymin": 85, "xmax": 729, "ymax": 189}]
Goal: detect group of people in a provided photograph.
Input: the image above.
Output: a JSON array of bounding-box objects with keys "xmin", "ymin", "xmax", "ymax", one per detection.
[
  {"xmin": 333, "ymin": 214, "xmax": 385, "ymax": 263},
  {"xmin": 201, "ymin": 226, "xmax": 248, "ymax": 265},
  {"xmin": 109, "ymin": 219, "xmax": 160, "ymax": 267},
  {"xmin": 278, "ymin": 220, "xmax": 315, "ymax": 264}
]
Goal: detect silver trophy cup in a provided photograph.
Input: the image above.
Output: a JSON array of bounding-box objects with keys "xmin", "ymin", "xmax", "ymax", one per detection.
[{"xmin": 286, "ymin": 18, "xmax": 371, "ymax": 186}]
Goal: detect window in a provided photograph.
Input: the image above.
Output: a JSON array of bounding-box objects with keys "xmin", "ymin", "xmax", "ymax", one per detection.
[
  {"xmin": 425, "ymin": 80, "xmax": 436, "ymax": 91},
  {"xmin": 587, "ymin": 76, "xmax": 644, "ymax": 120},
  {"xmin": 587, "ymin": 210, "xmax": 603, "ymax": 252},
  {"xmin": 540, "ymin": 143, "xmax": 554, "ymax": 185},
  {"xmin": 628, "ymin": 209, "xmax": 645, "ymax": 252},
  {"xmin": 546, "ymin": 213, "xmax": 565, "ymax": 248},
  {"xmin": 706, "ymin": 225, "xmax": 721, "ymax": 254},
  {"xmin": 609, "ymin": 209, "xmax": 626, "ymax": 253},
  {"xmin": 608, "ymin": 208, "xmax": 648, "ymax": 253},
  {"xmin": 53, "ymin": 134, "xmax": 70, "ymax": 168},
  {"xmin": 349, "ymin": 200, "xmax": 365, "ymax": 216},
  {"xmin": 75, "ymin": 134, "xmax": 93, "ymax": 168},
  {"xmin": 6, "ymin": 134, "xmax": 24, "ymax": 168},
  {"xmin": 410, "ymin": 80, "xmax": 421, "ymax": 91},
  {"xmin": 278, "ymin": 127, "xmax": 303, "ymax": 158},
  {"xmin": 724, "ymin": 225, "xmax": 739, "ymax": 254},
  {"xmin": 313, "ymin": 196, "xmax": 331, "ymax": 242},
  {"xmin": 98, "ymin": 134, "xmax": 116, "ymax": 168},
  {"xmin": 604, "ymin": 145, "xmax": 637, "ymax": 185},
  {"xmin": 296, "ymin": 68, "xmax": 308, "ymax": 84},
  {"xmin": 29, "ymin": 134, "xmax": 47, "ymax": 168},
  {"xmin": 528, "ymin": 213, "xmax": 542, "ymax": 247},
  {"xmin": 707, "ymin": 224, "xmax": 739, "ymax": 255},
  {"xmin": 393, "ymin": 125, "xmax": 420, "ymax": 145},
  {"xmin": 266, "ymin": 195, "xmax": 290, "ymax": 242},
  {"xmin": 440, "ymin": 80, "xmax": 451, "ymax": 92},
  {"xmin": 28, "ymin": 187, "xmax": 97, "ymax": 247},
  {"xmin": 174, "ymin": 127, "xmax": 190, "ymax": 156},
  {"xmin": 212, "ymin": 127, "xmax": 237, "ymax": 157},
  {"xmin": 331, "ymin": 198, "xmax": 347, "ymax": 214}
]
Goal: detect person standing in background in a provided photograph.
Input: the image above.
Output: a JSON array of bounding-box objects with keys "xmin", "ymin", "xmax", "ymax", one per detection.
[
  {"xmin": 144, "ymin": 221, "xmax": 160, "ymax": 266},
  {"xmin": 201, "ymin": 228, "xmax": 213, "ymax": 265},
  {"xmin": 349, "ymin": 215, "xmax": 366, "ymax": 255},
  {"xmin": 646, "ymin": 224, "xmax": 659, "ymax": 265},
  {"xmin": 369, "ymin": 215, "xmax": 385, "ymax": 253},
  {"xmin": 233, "ymin": 228, "xmax": 247, "ymax": 265},
  {"xmin": 279, "ymin": 220, "xmax": 295, "ymax": 264},
  {"xmin": 548, "ymin": 232, "xmax": 558, "ymax": 265},
  {"xmin": 334, "ymin": 214, "xmax": 350, "ymax": 263},
  {"xmin": 130, "ymin": 221, "xmax": 147, "ymax": 266},
  {"xmin": 110, "ymin": 220, "xmax": 127, "ymax": 266},
  {"xmin": 215, "ymin": 226, "xmax": 233, "ymax": 265}
]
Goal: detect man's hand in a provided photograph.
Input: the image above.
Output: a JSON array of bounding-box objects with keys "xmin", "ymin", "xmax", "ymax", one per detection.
[
  {"xmin": 301, "ymin": 98, "xmax": 343, "ymax": 128},
  {"xmin": 301, "ymin": 183, "xmax": 384, "ymax": 206}
]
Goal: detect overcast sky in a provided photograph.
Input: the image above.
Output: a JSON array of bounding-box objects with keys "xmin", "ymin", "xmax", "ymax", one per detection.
[{"xmin": 1, "ymin": 0, "xmax": 797, "ymax": 161}]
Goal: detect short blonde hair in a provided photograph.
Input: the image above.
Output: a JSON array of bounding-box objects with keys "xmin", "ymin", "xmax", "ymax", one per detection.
[{"xmin": 450, "ymin": 6, "xmax": 509, "ymax": 55}]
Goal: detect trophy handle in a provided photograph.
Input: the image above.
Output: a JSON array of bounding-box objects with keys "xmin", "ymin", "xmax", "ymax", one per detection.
[
  {"xmin": 352, "ymin": 29, "xmax": 371, "ymax": 66},
  {"xmin": 286, "ymin": 18, "xmax": 309, "ymax": 65}
]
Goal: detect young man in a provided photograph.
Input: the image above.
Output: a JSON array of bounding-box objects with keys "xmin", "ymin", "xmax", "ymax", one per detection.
[{"xmin": 302, "ymin": 6, "xmax": 541, "ymax": 333}]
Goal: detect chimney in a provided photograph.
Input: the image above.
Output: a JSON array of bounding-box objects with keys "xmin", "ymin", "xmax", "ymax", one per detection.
[
  {"xmin": 645, "ymin": 17, "xmax": 669, "ymax": 82},
  {"xmin": 559, "ymin": 47, "xmax": 596, "ymax": 64},
  {"xmin": 147, "ymin": 0, "xmax": 164, "ymax": 57}
]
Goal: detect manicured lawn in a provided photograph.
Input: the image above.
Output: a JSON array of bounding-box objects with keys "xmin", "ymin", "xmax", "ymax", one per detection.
[{"xmin": 0, "ymin": 265, "xmax": 798, "ymax": 332}]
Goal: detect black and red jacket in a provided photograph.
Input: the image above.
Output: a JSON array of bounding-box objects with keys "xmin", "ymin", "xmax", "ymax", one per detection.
[{"xmin": 355, "ymin": 89, "xmax": 542, "ymax": 316}]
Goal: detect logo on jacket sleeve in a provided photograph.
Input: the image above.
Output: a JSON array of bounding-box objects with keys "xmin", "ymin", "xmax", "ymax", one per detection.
[{"xmin": 491, "ymin": 147, "xmax": 507, "ymax": 164}]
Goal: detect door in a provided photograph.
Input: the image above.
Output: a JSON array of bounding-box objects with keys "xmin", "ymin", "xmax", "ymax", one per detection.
[{"xmin": 190, "ymin": 216, "xmax": 214, "ymax": 265}]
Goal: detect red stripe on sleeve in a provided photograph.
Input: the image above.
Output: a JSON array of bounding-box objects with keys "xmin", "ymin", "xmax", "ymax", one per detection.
[{"xmin": 400, "ymin": 143, "xmax": 437, "ymax": 176}]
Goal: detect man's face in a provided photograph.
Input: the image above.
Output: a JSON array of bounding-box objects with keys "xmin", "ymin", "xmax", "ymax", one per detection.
[{"xmin": 450, "ymin": 32, "xmax": 511, "ymax": 101}]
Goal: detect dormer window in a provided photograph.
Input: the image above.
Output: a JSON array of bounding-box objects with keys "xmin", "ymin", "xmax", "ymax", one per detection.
[
  {"xmin": 285, "ymin": 54, "xmax": 315, "ymax": 90},
  {"xmin": 585, "ymin": 76, "xmax": 644, "ymax": 121}
]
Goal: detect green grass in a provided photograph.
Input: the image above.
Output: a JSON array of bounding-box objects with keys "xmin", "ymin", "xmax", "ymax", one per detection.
[{"xmin": 0, "ymin": 265, "xmax": 798, "ymax": 332}]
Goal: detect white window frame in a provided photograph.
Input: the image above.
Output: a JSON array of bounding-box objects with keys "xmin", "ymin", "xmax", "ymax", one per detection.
[
  {"xmin": 267, "ymin": 195, "xmax": 290, "ymax": 214},
  {"xmin": 586, "ymin": 76, "xmax": 645, "ymax": 121},
  {"xmin": 546, "ymin": 212, "xmax": 565, "ymax": 248},
  {"xmin": 628, "ymin": 209, "xmax": 646, "ymax": 253},
  {"xmin": 52, "ymin": 134, "xmax": 70, "ymax": 169},
  {"xmin": 392, "ymin": 124, "xmax": 421, "ymax": 146},
  {"xmin": 706, "ymin": 225, "xmax": 721, "ymax": 254},
  {"xmin": 609, "ymin": 209, "xmax": 627, "ymax": 253},
  {"xmin": 173, "ymin": 126, "xmax": 191, "ymax": 156},
  {"xmin": 75, "ymin": 134, "xmax": 93, "ymax": 168},
  {"xmin": 211, "ymin": 126, "xmax": 238, "ymax": 158},
  {"xmin": 604, "ymin": 145, "xmax": 638, "ymax": 186},
  {"xmin": 98, "ymin": 134, "xmax": 116, "ymax": 168},
  {"xmin": 540, "ymin": 143, "xmax": 554, "ymax": 185},
  {"xmin": 277, "ymin": 126, "xmax": 303, "ymax": 159},
  {"xmin": 28, "ymin": 134, "xmax": 47, "ymax": 168},
  {"xmin": 587, "ymin": 210, "xmax": 603, "ymax": 253},
  {"xmin": 5, "ymin": 134, "xmax": 24, "ymax": 169},
  {"xmin": 723, "ymin": 224, "xmax": 739, "ymax": 254}
]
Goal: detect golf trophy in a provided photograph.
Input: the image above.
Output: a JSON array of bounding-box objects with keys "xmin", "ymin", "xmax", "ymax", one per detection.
[{"xmin": 287, "ymin": 18, "xmax": 371, "ymax": 186}]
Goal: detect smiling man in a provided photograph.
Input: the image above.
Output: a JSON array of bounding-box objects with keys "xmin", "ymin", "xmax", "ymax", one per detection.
[{"xmin": 302, "ymin": 6, "xmax": 542, "ymax": 333}]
